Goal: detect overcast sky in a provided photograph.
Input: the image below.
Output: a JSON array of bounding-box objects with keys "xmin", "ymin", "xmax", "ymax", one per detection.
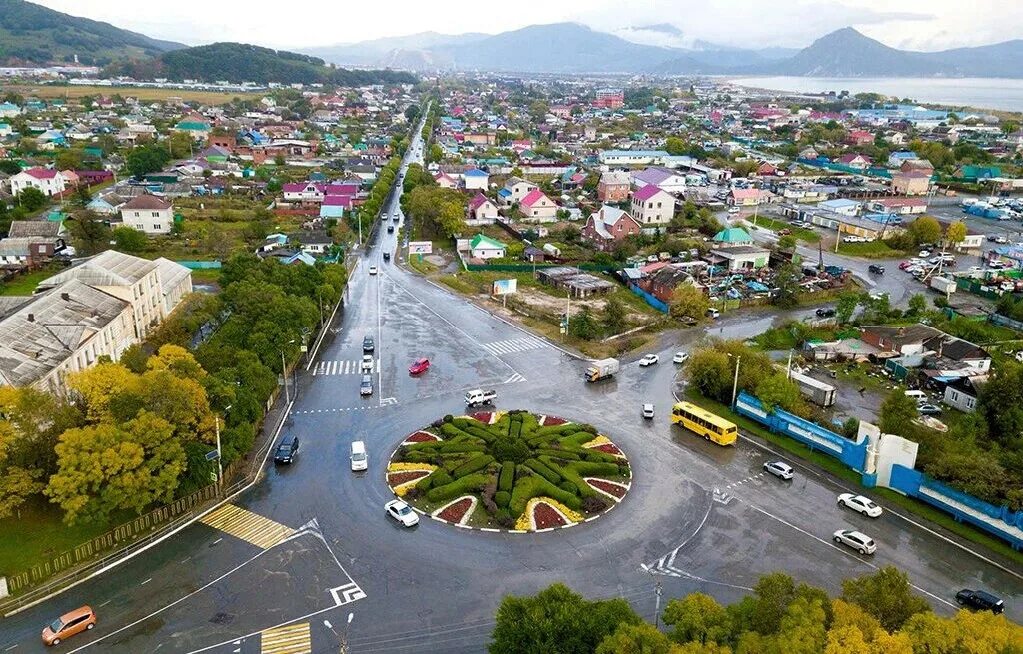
[{"xmin": 33, "ymin": 0, "xmax": 1023, "ymax": 51}]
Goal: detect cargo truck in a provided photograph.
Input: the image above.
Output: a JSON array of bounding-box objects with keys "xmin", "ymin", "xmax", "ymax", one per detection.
[{"xmin": 584, "ymin": 358, "xmax": 620, "ymax": 382}]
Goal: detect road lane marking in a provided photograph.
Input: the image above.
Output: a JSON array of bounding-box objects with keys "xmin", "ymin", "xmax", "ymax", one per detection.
[
  {"xmin": 200, "ymin": 504, "xmax": 295, "ymax": 549},
  {"xmin": 140, "ymin": 578, "xmax": 152, "ymax": 586},
  {"xmin": 483, "ymin": 337, "xmax": 547, "ymax": 356},
  {"xmin": 260, "ymin": 622, "xmax": 310, "ymax": 654}
]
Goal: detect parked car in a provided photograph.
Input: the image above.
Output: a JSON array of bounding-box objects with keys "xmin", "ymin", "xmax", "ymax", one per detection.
[
  {"xmin": 832, "ymin": 529, "xmax": 877, "ymax": 555},
  {"xmin": 955, "ymin": 589, "xmax": 1005, "ymax": 613},
  {"xmin": 642, "ymin": 403, "xmax": 655, "ymax": 419},
  {"xmin": 409, "ymin": 358, "xmax": 430, "ymax": 375},
  {"xmin": 919, "ymin": 250, "xmax": 931, "ymax": 257},
  {"xmin": 360, "ymin": 374, "xmax": 373, "ymax": 396},
  {"xmin": 816, "ymin": 307, "xmax": 837, "ymax": 318},
  {"xmin": 728, "ymin": 206, "xmax": 741, "ymax": 214},
  {"xmin": 673, "ymin": 351, "xmax": 689, "ymax": 364},
  {"xmin": 917, "ymin": 403, "xmax": 942, "ymax": 415},
  {"xmin": 363, "ymin": 335, "xmax": 374, "ymax": 353},
  {"xmin": 763, "ymin": 460, "xmax": 794, "ymax": 480},
  {"xmin": 273, "ymin": 435, "xmax": 300, "ymax": 465},
  {"xmin": 639, "ymin": 354, "xmax": 659, "ymax": 367},
  {"xmin": 41, "ymin": 606, "xmax": 97, "ymax": 646},
  {"xmin": 837, "ymin": 493, "xmax": 883, "ymax": 517},
  {"xmin": 385, "ymin": 499, "xmax": 420, "ymax": 527},
  {"xmin": 868, "ymin": 264, "xmax": 885, "ymax": 275}
]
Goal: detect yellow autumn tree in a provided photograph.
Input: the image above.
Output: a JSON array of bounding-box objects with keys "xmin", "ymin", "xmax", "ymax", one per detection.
[{"xmin": 66, "ymin": 362, "xmax": 137, "ymax": 421}]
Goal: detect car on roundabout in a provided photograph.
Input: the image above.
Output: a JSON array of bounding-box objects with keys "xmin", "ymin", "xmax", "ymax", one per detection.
[
  {"xmin": 642, "ymin": 403, "xmax": 655, "ymax": 419},
  {"xmin": 837, "ymin": 493, "xmax": 883, "ymax": 517},
  {"xmin": 385, "ymin": 499, "xmax": 419, "ymax": 527}
]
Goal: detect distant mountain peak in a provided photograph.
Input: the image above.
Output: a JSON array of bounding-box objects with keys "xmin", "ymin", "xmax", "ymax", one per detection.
[{"xmin": 635, "ymin": 23, "xmax": 683, "ymax": 36}]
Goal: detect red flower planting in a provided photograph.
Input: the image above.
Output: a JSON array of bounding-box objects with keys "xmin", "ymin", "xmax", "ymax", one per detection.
[
  {"xmin": 437, "ymin": 498, "xmax": 474, "ymax": 523},
  {"xmin": 532, "ymin": 502, "xmax": 567, "ymax": 529},
  {"xmin": 469, "ymin": 412, "xmax": 492, "ymax": 424},
  {"xmin": 405, "ymin": 431, "xmax": 439, "ymax": 443},
  {"xmin": 587, "ymin": 478, "xmax": 627, "ymax": 499},
  {"xmin": 387, "ymin": 471, "xmax": 430, "ymax": 486},
  {"xmin": 592, "ymin": 443, "xmax": 623, "ymax": 456},
  {"xmin": 542, "ymin": 416, "xmax": 567, "ymax": 426}
]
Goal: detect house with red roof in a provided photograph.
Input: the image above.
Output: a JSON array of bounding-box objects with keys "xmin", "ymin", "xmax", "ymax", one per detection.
[
  {"xmin": 10, "ymin": 168, "xmax": 67, "ymax": 197},
  {"xmin": 283, "ymin": 182, "xmax": 324, "ymax": 204},
  {"xmin": 434, "ymin": 172, "xmax": 458, "ymax": 189},
  {"xmin": 630, "ymin": 185, "xmax": 675, "ymax": 228},
  {"xmin": 582, "ymin": 205, "xmax": 641, "ymax": 251},
  {"xmin": 846, "ymin": 130, "xmax": 875, "ymax": 146},
  {"xmin": 118, "ymin": 194, "xmax": 174, "ymax": 234},
  {"xmin": 729, "ymin": 188, "xmax": 762, "ymax": 207},
  {"xmin": 866, "ymin": 197, "xmax": 928, "ymax": 215},
  {"xmin": 466, "ymin": 193, "xmax": 499, "ymax": 225},
  {"xmin": 838, "ymin": 154, "xmax": 872, "ymax": 170},
  {"xmin": 519, "ymin": 189, "xmax": 558, "ymax": 223}
]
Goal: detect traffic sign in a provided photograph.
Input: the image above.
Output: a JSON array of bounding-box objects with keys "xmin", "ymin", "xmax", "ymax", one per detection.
[{"xmin": 205, "ymin": 450, "xmax": 220, "ymax": 461}]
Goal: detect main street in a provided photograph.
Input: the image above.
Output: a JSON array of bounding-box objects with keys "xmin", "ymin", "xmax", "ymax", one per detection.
[{"xmin": 2, "ymin": 124, "xmax": 1021, "ymax": 653}]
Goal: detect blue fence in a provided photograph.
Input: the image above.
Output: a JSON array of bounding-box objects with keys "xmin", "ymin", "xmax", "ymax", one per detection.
[
  {"xmin": 627, "ymin": 283, "xmax": 669, "ymax": 313},
  {"xmin": 889, "ymin": 465, "xmax": 1023, "ymax": 550},
  {"xmin": 175, "ymin": 260, "xmax": 222, "ymax": 270},
  {"xmin": 735, "ymin": 392, "xmax": 868, "ymax": 471}
]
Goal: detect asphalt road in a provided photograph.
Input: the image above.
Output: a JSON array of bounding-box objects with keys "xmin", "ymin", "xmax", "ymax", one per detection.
[{"xmin": 3, "ymin": 136, "xmax": 1022, "ymax": 651}]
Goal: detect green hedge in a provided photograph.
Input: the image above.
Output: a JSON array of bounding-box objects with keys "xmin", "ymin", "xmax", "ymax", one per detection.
[
  {"xmin": 568, "ymin": 461, "xmax": 622, "ymax": 477},
  {"xmin": 510, "ymin": 476, "xmax": 581, "ymax": 517},
  {"xmin": 542, "ymin": 457, "xmax": 594, "ymax": 499},
  {"xmin": 536, "ymin": 448, "xmax": 581, "ymax": 461},
  {"xmin": 415, "ymin": 469, "xmax": 453, "ymax": 491},
  {"xmin": 559, "ymin": 431, "xmax": 597, "ymax": 447},
  {"xmin": 525, "ymin": 458, "xmax": 561, "ymax": 484},
  {"xmin": 451, "ymin": 454, "xmax": 495, "ymax": 479},
  {"xmin": 495, "ymin": 490, "xmax": 510, "ymax": 508},
  {"xmin": 426, "ymin": 473, "xmax": 490, "ymax": 503},
  {"xmin": 439, "ymin": 442, "xmax": 486, "ymax": 454},
  {"xmin": 498, "ymin": 461, "xmax": 515, "ymax": 492}
]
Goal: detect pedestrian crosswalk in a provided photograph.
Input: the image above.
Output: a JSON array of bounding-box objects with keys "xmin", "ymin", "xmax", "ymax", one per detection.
[
  {"xmin": 312, "ymin": 359, "xmax": 379, "ymax": 376},
  {"xmin": 199, "ymin": 503, "xmax": 295, "ymax": 549},
  {"xmin": 482, "ymin": 336, "xmax": 547, "ymax": 356},
  {"xmin": 260, "ymin": 622, "xmax": 311, "ymax": 654}
]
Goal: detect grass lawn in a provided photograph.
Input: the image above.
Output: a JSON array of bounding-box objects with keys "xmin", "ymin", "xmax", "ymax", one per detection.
[
  {"xmin": 745, "ymin": 217, "xmax": 820, "ymax": 242},
  {"xmin": 188, "ymin": 268, "xmax": 222, "ymax": 285},
  {"xmin": 685, "ymin": 389, "xmax": 1023, "ymax": 567},
  {"xmin": 0, "ymin": 267, "xmax": 60, "ymax": 296},
  {"xmin": 836, "ymin": 240, "xmax": 908, "ymax": 258},
  {"xmin": 0, "ymin": 500, "xmax": 124, "ymax": 577},
  {"xmin": 7, "ymin": 84, "xmax": 258, "ymax": 105},
  {"xmin": 407, "ymin": 254, "xmax": 438, "ymax": 275}
]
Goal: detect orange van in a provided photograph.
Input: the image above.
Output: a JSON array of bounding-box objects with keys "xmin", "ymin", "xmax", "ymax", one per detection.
[{"xmin": 41, "ymin": 605, "xmax": 96, "ymax": 646}]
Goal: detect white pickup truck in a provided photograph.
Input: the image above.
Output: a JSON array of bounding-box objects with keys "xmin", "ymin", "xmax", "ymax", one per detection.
[{"xmin": 464, "ymin": 389, "xmax": 497, "ymax": 407}]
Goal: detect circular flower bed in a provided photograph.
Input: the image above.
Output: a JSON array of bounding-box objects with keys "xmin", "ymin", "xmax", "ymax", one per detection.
[{"xmin": 387, "ymin": 411, "xmax": 630, "ymax": 532}]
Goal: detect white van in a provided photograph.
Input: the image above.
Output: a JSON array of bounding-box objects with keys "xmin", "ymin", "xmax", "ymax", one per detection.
[
  {"xmin": 350, "ymin": 441, "xmax": 368, "ymax": 471},
  {"xmin": 904, "ymin": 390, "xmax": 927, "ymax": 403},
  {"xmin": 706, "ymin": 308, "xmax": 721, "ymax": 319}
]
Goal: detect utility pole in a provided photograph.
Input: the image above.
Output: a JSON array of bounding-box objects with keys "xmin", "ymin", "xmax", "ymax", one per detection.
[
  {"xmin": 731, "ymin": 354, "xmax": 742, "ymax": 409},
  {"xmin": 654, "ymin": 580, "xmax": 663, "ymax": 629}
]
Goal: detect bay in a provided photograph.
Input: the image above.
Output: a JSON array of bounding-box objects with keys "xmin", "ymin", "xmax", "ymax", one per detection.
[{"xmin": 729, "ymin": 76, "xmax": 1023, "ymax": 113}]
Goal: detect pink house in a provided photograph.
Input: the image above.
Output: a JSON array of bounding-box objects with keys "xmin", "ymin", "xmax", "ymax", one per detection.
[
  {"xmin": 519, "ymin": 189, "xmax": 558, "ymax": 223},
  {"xmin": 467, "ymin": 193, "xmax": 499, "ymax": 225},
  {"xmin": 434, "ymin": 172, "xmax": 458, "ymax": 189}
]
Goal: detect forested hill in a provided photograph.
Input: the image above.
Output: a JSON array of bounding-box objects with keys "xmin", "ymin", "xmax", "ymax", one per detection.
[{"xmin": 156, "ymin": 43, "xmax": 416, "ymax": 85}]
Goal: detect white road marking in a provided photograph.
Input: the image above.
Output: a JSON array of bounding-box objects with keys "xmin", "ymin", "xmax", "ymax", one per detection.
[{"xmin": 140, "ymin": 577, "xmax": 152, "ymax": 586}]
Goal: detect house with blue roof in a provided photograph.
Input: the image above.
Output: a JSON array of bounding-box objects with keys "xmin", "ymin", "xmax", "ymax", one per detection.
[
  {"xmin": 0, "ymin": 102, "xmax": 22, "ymax": 117},
  {"xmin": 463, "ymin": 168, "xmax": 489, "ymax": 191},
  {"xmin": 817, "ymin": 198, "xmax": 861, "ymax": 217}
]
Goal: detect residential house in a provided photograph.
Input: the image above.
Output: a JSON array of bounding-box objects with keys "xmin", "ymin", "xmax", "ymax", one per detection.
[
  {"xmin": 597, "ymin": 171, "xmax": 631, "ymax": 203},
  {"xmin": 10, "ymin": 168, "xmax": 67, "ymax": 196},
  {"xmin": 631, "ymin": 167, "xmax": 686, "ymax": 194},
  {"xmin": 817, "ymin": 198, "xmax": 860, "ymax": 217},
  {"xmin": 469, "ymin": 234, "xmax": 506, "ymax": 259},
  {"xmin": 466, "ymin": 193, "xmax": 499, "ymax": 225},
  {"xmin": 87, "ymin": 196, "xmax": 121, "ymax": 215},
  {"xmin": 861, "ymin": 324, "xmax": 991, "ymax": 378},
  {"xmin": 637, "ymin": 265, "xmax": 702, "ymax": 304},
  {"xmin": 320, "ymin": 195, "xmax": 349, "ymax": 219},
  {"xmin": 837, "ymin": 154, "xmax": 872, "ymax": 170},
  {"xmin": 519, "ymin": 189, "xmax": 558, "ymax": 223},
  {"xmin": 0, "ymin": 102, "xmax": 21, "ymax": 118},
  {"xmin": 711, "ymin": 227, "xmax": 754, "ymax": 247},
  {"xmin": 729, "ymin": 188, "xmax": 761, "ymax": 207},
  {"xmin": 118, "ymin": 194, "xmax": 174, "ymax": 235},
  {"xmin": 434, "ymin": 171, "xmax": 458, "ymax": 189},
  {"xmin": 283, "ymin": 182, "xmax": 325, "ymax": 204},
  {"xmin": 0, "ymin": 220, "xmax": 68, "ymax": 266},
  {"xmin": 943, "ymin": 376, "xmax": 986, "ymax": 413},
  {"xmin": 865, "ymin": 197, "xmax": 928, "ymax": 215},
  {"xmin": 463, "ymin": 168, "xmax": 489, "ymax": 191},
  {"xmin": 291, "ymin": 231, "xmax": 333, "ymax": 256},
  {"xmin": 891, "ymin": 169, "xmax": 931, "ymax": 196},
  {"xmin": 707, "ymin": 246, "xmax": 770, "ymax": 271},
  {"xmin": 497, "ymin": 177, "xmax": 537, "ymax": 207},
  {"xmin": 630, "ymin": 185, "xmax": 675, "ymax": 228},
  {"xmin": 581, "ymin": 205, "xmax": 641, "ymax": 251},
  {"xmin": 846, "ymin": 130, "xmax": 874, "ymax": 146}
]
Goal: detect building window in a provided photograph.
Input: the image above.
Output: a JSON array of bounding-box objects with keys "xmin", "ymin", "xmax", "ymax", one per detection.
[{"xmin": 153, "ymin": 224, "xmax": 161, "ymax": 230}]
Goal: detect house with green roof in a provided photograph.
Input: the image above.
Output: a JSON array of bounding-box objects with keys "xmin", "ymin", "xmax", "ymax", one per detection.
[
  {"xmin": 469, "ymin": 234, "xmax": 506, "ymax": 260},
  {"xmin": 712, "ymin": 227, "xmax": 754, "ymax": 247}
]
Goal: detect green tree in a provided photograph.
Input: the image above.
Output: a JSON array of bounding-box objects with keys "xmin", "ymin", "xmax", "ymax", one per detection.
[
  {"xmin": 670, "ymin": 283, "xmax": 710, "ymax": 322},
  {"xmin": 836, "ymin": 292, "xmax": 859, "ymax": 324},
  {"xmin": 490, "ymin": 583, "xmax": 641, "ymax": 654},
  {"xmin": 665, "ymin": 137, "xmax": 686, "ymax": 156},
  {"xmin": 840, "ymin": 567, "xmax": 930, "ymax": 632},
  {"xmin": 569, "ymin": 305, "xmax": 600, "ymax": 341},
  {"xmin": 878, "ymin": 390, "xmax": 918, "ymax": 435},
  {"xmin": 597, "ymin": 622, "xmax": 676, "ymax": 654},
  {"xmin": 125, "ymin": 144, "xmax": 171, "ymax": 179},
  {"xmin": 16, "ymin": 187, "xmax": 47, "ymax": 212},
  {"xmin": 771, "ymin": 263, "xmax": 801, "ymax": 309},
  {"xmin": 906, "ymin": 216, "xmax": 941, "ymax": 246},
  {"xmin": 112, "ymin": 226, "xmax": 148, "ymax": 253},
  {"xmin": 167, "ymin": 131, "xmax": 195, "ymax": 159},
  {"xmin": 663, "ymin": 592, "xmax": 733, "ymax": 646},
  {"xmin": 602, "ymin": 296, "xmax": 627, "ymax": 335},
  {"xmin": 943, "ymin": 221, "xmax": 967, "ymax": 250},
  {"xmin": 979, "ymin": 360, "xmax": 1023, "ymax": 446},
  {"xmin": 67, "ymin": 210, "xmax": 112, "ymax": 255},
  {"xmin": 776, "ymin": 234, "xmax": 797, "ymax": 251},
  {"xmin": 755, "ymin": 372, "xmax": 803, "ymax": 415},
  {"xmin": 55, "ymin": 148, "xmax": 84, "ymax": 171},
  {"xmin": 686, "ymin": 348, "xmax": 733, "ymax": 403},
  {"xmin": 907, "ymin": 293, "xmax": 927, "ymax": 317}
]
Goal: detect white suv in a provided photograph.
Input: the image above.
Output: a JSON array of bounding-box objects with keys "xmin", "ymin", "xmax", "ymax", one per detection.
[{"xmin": 833, "ymin": 529, "xmax": 876, "ymax": 555}]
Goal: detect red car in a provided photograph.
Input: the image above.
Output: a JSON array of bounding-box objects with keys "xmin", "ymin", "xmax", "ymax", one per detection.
[{"xmin": 409, "ymin": 358, "xmax": 430, "ymax": 375}]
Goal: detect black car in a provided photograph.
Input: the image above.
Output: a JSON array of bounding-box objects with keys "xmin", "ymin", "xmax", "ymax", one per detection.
[
  {"xmin": 816, "ymin": 307, "xmax": 837, "ymax": 318},
  {"xmin": 387, "ymin": 225, "xmax": 394, "ymax": 233},
  {"xmin": 273, "ymin": 436, "xmax": 300, "ymax": 464},
  {"xmin": 868, "ymin": 264, "xmax": 885, "ymax": 275},
  {"xmin": 363, "ymin": 335, "xmax": 375, "ymax": 353},
  {"xmin": 956, "ymin": 589, "xmax": 1004, "ymax": 613},
  {"xmin": 383, "ymin": 251, "xmax": 391, "ymax": 261}
]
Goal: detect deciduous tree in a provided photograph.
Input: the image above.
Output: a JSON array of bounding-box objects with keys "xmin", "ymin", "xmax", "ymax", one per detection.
[
  {"xmin": 663, "ymin": 592, "xmax": 733, "ymax": 646},
  {"xmin": 840, "ymin": 567, "xmax": 929, "ymax": 632},
  {"xmin": 670, "ymin": 283, "xmax": 710, "ymax": 322}
]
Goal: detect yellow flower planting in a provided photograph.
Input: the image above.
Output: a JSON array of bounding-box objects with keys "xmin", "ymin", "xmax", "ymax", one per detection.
[
  {"xmin": 515, "ymin": 497, "xmax": 584, "ymax": 530},
  {"xmin": 387, "ymin": 462, "xmax": 437, "ymax": 473},
  {"xmin": 583, "ymin": 435, "xmax": 611, "ymax": 448}
]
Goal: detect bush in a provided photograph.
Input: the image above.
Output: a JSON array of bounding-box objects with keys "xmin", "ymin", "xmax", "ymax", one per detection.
[
  {"xmin": 498, "ymin": 461, "xmax": 515, "ymax": 492},
  {"xmin": 495, "ymin": 490, "xmax": 511, "ymax": 508},
  {"xmin": 569, "ymin": 461, "xmax": 621, "ymax": 477},
  {"xmin": 438, "ymin": 442, "xmax": 486, "ymax": 454},
  {"xmin": 525, "ymin": 458, "xmax": 562, "ymax": 484},
  {"xmin": 426, "ymin": 473, "xmax": 490, "ymax": 503},
  {"xmin": 443, "ymin": 414, "xmax": 453, "ymax": 423},
  {"xmin": 537, "ymin": 448, "xmax": 581, "ymax": 461},
  {"xmin": 510, "ymin": 476, "xmax": 581, "ymax": 517},
  {"xmin": 560, "ymin": 431, "xmax": 597, "ymax": 447},
  {"xmin": 558, "ymin": 480, "xmax": 577, "ymax": 494},
  {"xmin": 451, "ymin": 454, "xmax": 495, "ymax": 478}
]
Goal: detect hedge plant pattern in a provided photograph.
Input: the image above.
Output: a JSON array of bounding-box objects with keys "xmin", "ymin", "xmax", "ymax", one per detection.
[{"xmin": 388, "ymin": 411, "xmax": 630, "ymax": 531}]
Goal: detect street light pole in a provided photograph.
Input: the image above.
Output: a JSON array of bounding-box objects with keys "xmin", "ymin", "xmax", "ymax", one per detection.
[
  {"xmin": 280, "ymin": 348, "xmax": 290, "ymax": 404},
  {"xmin": 731, "ymin": 354, "xmax": 742, "ymax": 409},
  {"xmin": 213, "ymin": 404, "xmax": 231, "ymax": 484},
  {"xmin": 324, "ymin": 613, "xmax": 354, "ymax": 654}
]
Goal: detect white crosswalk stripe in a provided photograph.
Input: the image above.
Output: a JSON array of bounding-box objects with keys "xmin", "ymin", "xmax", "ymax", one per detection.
[
  {"xmin": 483, "ymin": 337, "xmax": 547, "ymax": 356},
  {"xmin": 312, "ymin": 359, "xmax": 380, "ymax": 376}
]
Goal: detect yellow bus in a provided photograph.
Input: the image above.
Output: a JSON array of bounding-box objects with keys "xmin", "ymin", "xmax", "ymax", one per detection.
[{"xmin": 671, "ymin": 402, "xmax": 738, "ymax": 446}]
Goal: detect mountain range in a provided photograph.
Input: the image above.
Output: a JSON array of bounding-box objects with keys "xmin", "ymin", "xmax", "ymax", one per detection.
[{"xmin": 306, "ymin": 22, "xmax": 1023, "ymax": 79}]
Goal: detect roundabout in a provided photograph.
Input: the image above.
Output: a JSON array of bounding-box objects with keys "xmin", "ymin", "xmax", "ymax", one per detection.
[{"xmin": 385, "ymin": 410, "xmax": 631, "ymax": 531}]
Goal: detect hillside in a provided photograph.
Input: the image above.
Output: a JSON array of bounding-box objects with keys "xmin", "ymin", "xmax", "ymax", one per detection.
[
  {"xmin": 0, "ymin": 0, "xmax": 183, "ymax": 66},
  {"xmin": 158, "ymin": 43, "xmax": 416, "ymax": 85},
  {"xmin": 770, "ymin": 28, "xmax": 943, "ymax": 77}
]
